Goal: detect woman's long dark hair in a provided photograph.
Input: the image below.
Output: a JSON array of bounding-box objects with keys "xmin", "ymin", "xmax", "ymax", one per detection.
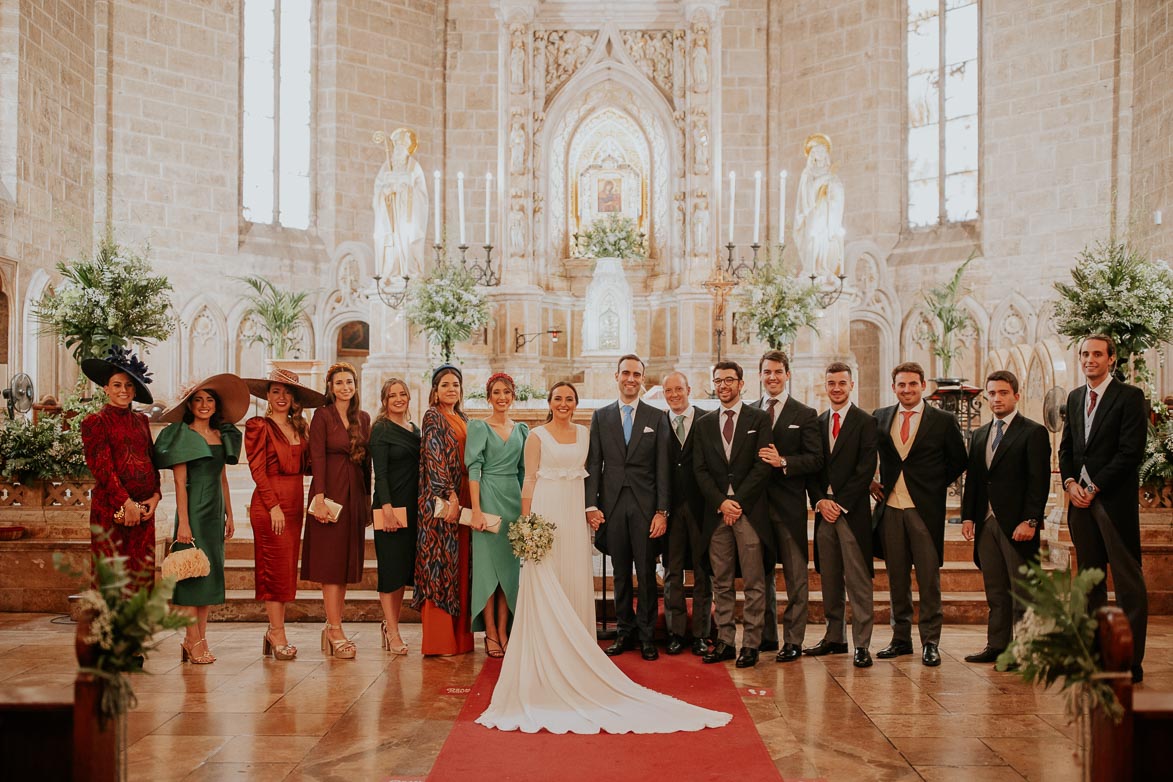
[
  {"xmin": 182, "ymin": 388, "xmax": 224, "ymax": 428},
  {"xmin": 545, "ymin": 381, "xmax": 579, "ymax": 422},
  {"xmin": 325, "ymin": 363, "xmax": 367, "ymax": 465},
  {"xmin": 265, "ymin": 382, "xmax": 309, "ymax": 441},
  {"xmin": 428, "ymin": 368, "xmax": 466, "ymax": 419}
]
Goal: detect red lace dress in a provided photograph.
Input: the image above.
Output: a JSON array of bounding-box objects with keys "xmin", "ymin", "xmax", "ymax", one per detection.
[{"xmin": 81, "ymin": 404, "xmax": 161, "ymax": 587}]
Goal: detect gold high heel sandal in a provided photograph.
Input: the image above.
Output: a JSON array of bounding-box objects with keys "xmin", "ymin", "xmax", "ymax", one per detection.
[
  {"xmin": 380, "ymin": 620, "xmax": 408, "ymax": 655},
  {"xmin": 263, "ymin": 626, "xmax": 298, "ymax": 661},
  {"xmin": 321, "ymin": 622, "xmax": 356, "ymax": 659},
  {"xmin": 181, "ymin": 638, "xmax": 215, "ymax": 665}
]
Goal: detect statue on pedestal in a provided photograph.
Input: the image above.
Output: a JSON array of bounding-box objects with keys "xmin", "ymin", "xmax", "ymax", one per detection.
[
  {"xmin": 793, "ymin": 133, "xmax": 845, "ymax": 279},
  {"xmin": 372, "ymin": 127, "xmax": 429, "ymax": 280}
]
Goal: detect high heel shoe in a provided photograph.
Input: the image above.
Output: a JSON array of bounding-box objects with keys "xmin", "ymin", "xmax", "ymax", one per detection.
[
  {"xmin": 321, "ymin": 623, "xmax": 356, "ymax": 659},
  {"xmin": 380, "ymin": 620, "xmax": 408, "ymax": 655},
  {"xmin": 180, "ymin": 638, "xmax": 215, "ymax": 665},
  {"xmin": 484, "ymin": 636, "xmax": 505, "ymax": 659},
  {"xmin": 263, "ymin": 626, "xmax": 297, "ymax": 661}
]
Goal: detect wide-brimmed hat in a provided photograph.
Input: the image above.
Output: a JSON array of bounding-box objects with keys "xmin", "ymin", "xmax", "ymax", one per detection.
[
  {"xmin": 80, "ymin": 346, "xmax": 154, "ymax": 404},
  {"xmin": 160, "ymin": 374, "xmax": 251, "ymax": 424},
  {"xmin": 242, "ymin": 368, "xmax": 328, "ymax": 409}
]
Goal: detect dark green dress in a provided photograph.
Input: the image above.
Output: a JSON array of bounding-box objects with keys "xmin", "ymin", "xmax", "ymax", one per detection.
[
  {"xmin": 465, "ymin": 420, "xmax": 527, "ymax": 632},
  {"xmin": 154, "ymin": 422, "xmax": 242, "ymax": 607},
  {"xmin": 371, "ymin": 418, "xmax": 421, "ymax": 593}
]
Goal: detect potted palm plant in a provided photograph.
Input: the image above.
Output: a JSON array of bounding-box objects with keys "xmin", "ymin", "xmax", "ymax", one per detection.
[{"xmin": 236, "ymin": 276, "xmax": 321, "ymax": 389}]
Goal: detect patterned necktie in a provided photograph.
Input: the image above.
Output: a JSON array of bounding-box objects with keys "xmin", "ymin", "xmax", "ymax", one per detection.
[
  {"xmin": 900, "ymin": 410, "xmax": 915, "ymax": 444},
  {"xmin": 722, "ymin": 409, "xmax": 735, "ymax": 445},
  {"xmin": 832, "ymin": 411, "xmax": 841, "ymax": 440},
  {"xmin": 622, "ymin": 405, "xmax": 633, "ymax": 444},
  {"xmin": 674, "ymin": 414, "xmax": 686, "ymax": 444},
  {"xmin": 766, "ymin": 397, "xmax": 778, "ymax": 424},
  {"xmin": 1087, "ymin": 389, "xmax": 1098, "ymax": 416},
  {"xmin": 991, "ymin": 418, "xmax": 1005, "ymax": 452}
]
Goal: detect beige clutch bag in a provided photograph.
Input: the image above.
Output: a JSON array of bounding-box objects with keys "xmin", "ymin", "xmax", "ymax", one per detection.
[
  {"xmin": 310, "ymin": 495, "xmax": 343, "ymax": 523},
  {"xmin": 433, "ymin": 498, "xmax": 501, "ymax": 533},
  {"xmin": 373, "ymin": 506, "xmax": 408, "ymax": 531}
]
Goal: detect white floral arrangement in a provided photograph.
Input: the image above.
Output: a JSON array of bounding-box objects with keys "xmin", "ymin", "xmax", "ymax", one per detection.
[
  {"xmin": 736, "ymin": 253, "xmax": 820, "ymax": 349},
  {"xmin": 580, "ymin": 214, "xmax": 647, "ymax": 261},
  {"xmin": 508, "ymin": 511, "xmax": 556, "ymax": 563},
  {"xmin": 404, "ymin": 261, "xmax": 491, "ymax": 363}
]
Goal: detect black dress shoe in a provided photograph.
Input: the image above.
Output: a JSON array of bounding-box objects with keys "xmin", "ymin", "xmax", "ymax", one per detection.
[
  {"xmin": 736, "ymin": 647, "xmax": 759, "ymax": 668},
  {"xmin": 666, "ymin": 635, "xmax": 686, "ymax": 655},
  {"xmin": 775, "ymin": 643, "xmax": 802, "ymax": 663},
  {"xmin": 1132, "ymin": 665, "xmax": 1144, "ymax": 684},
  {"xmin": 759, "ymin": 640, "xmax": 779, "ymax": 652},
  {"xmin": 803, "ymin": 639, "xmax": 849, "ymax": 657},
  {"xmin": 703, "ymin": 641, "xmax": 735, "ymax": 664},
  {"xmin": 691, "ymin": 637, "xmax": 709, "ymax": 656},
  {"xmin": 641, "ymin": 642, "xmax": 659, "ymax": 661},
  {"xmin": 853, "ymin": 647, "xmax": 873, "ymax": 668},
  {"xmin": 922, "ymin": 642, "xmax": 941, "ymax": 667},
  {"xmin": 964, "ymin": 646, "xmax": 1004, "ymax": 664},
  {"xmin": 876, "ymin": 641, "xmax": 914, "ymax": 659},
  {"xmin": 605, "ymin": 635, "xmax": 635, "ymax": 656}
]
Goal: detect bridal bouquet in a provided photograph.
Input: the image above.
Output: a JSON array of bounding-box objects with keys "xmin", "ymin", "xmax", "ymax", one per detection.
[{"xmin": 509, "ymin": 512, "xmax": 556, "ymax": 563}]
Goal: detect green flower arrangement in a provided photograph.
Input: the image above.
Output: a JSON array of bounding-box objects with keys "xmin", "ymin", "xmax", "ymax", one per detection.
[
  {"xmin": 997, "ymin": 561, "xmax": 1122, "ymax": 724},
  {"xmin": 405, "ymin": 262, "xmax": 491, "ymax": 363},
  {"xmin": 466, "ymin": 381, "xmax": 546, "ymax": 402},
  {"xmin": 735, "ymin": 254, "xmax": 820, "ymax": 349},
  {"xmin": 1053, "ymin": 240, "xmax": 1173, "ymax": 382},
  {"xmin": 55, "ymin": 532, "xmax": 193, "ymax": 727},
  {"xmin": 0, "ymin": 415, "xmax": 89, "ymax": 481},
  {"xmin": 34, "ymin": 234, "xmax": 175, "ymax": 363},
  {"xmin": 1140, "ymin": 403, "xmax": 1173, "ymax": 488},
  {"xmin": 581, "ymin": 214, "xmax": 647, "ymax": 261}
]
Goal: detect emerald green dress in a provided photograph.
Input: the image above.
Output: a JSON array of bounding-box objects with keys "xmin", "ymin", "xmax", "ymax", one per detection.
[
  {"xmin": 154, "ymin": 421, "xmax": 242, "ymax": 607},
  {"xmin": 465, "ymin": 420, "xmax": 527, "ymax": 632}
]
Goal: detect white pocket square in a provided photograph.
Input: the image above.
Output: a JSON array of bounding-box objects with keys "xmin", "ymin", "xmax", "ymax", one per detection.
[
  {"xmin": 643, "ymin": 426, "xmax": 655, "ymax": 433},
  {"xmin": 747, "ymin": 430, "xmax": 757, "ymax": 434},
  {"xmin": 788, "ymin": 424, "xmax": 800, "ymax": 429}
]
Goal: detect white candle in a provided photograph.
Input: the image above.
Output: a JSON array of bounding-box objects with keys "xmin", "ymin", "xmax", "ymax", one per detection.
[
  {"xmin": 457, "ymin": 172, "xmax": 466, "ymax": 246},
  {"xmin": 752, "ymin": 170, "xmax": 762, "ymax": 244},
  {"xmin": 727, "ymin": 170, "xmax": 736, "ymax": 244},
  {"xmin": 484, "ymin": 172, "xmax": 493, "ymax": 245},
  {"xmin": 778, "ymin": 170, "xmax": 788, "ymax": 244},
  {"xmin": 433, "ymin": 170, "xmax": 441, "ymax": 241}
]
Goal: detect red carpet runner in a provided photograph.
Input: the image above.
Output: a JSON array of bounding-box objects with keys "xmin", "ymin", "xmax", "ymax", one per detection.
[{"xmin": 426, "ymin": 645, "xmax": 780, "ymax": 781}]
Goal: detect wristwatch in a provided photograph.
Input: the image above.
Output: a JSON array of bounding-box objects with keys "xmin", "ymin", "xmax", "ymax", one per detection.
[
  {"xmin": 779, "ymin": 456, "xmax": 788, "ymax": 469},
  {"xmin": 656, "ymin": 509, "xmax": 670, "ymax": 518},
  {"xmin": 1063, "ymin": 478, "xmax": 1076, "ymax": 489},
  {"xmin": 1025, "ymin": 519, "xmax": 1039, "ymax": 529}
]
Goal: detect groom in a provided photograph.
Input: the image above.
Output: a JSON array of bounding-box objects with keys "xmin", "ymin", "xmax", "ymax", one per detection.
[{"xmin": 586, "ymin": 354, "xmax": 671, "ymax": 661}]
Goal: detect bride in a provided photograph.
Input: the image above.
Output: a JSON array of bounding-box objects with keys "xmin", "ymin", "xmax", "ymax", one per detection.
[{"xmin": 476, "ymin": 382, "xmax": 731, "ymax": 734}]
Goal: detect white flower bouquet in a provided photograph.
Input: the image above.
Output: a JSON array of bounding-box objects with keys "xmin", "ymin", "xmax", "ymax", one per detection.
[{"xmin": 508, "ymin": 511, "xmax": 557, "ymax": 563}]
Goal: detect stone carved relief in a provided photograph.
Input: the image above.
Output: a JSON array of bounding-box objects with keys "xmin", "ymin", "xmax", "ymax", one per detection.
[
  {"xmin": 510, "ymin": 192, "xmax": 527, "ymax": 257},
  {"xmin": 620, "ymin": 30, "xmax": 675, "ymax": 96},
  {"xmin": 509, "ymin": 24, "xmax": 527, "ymax": 93},
  {"xmin": 672, "ymin": 30, "xmax": 686, "ymax": 104},
  {"xmin": 854, "ymin": 254, "xmax": 879, "ymax": 297},
  {"xmin": 691, "ymin": 21, "xmax": 710, "ymax": 93},
  {"xmin": 541, "ymin": 30, "xmax": 598, "ymax": 98},
  {"xmin": 692, "ymin": 198, "xmax": 709, "ymax": 254},
  {"xmin": 532, "ymin": 30, "xmax": 547, "ymax": 106},
  {"xmin": 692, "ymin": 112, "xmax": 710, "ymax": 175},
  {"xmin": 674, "ymin": 191, "xmax": 686, "ymax": 252},
  {"xmin": 509, "ymin": 112, "xmax": 526, "ymax": 176}
]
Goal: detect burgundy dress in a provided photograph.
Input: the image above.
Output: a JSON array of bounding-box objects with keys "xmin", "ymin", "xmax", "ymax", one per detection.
[
  {"xmin": 245, "ymin": 417, "xmax": 310, "ymax": 602},
  {"xmin": 301, "ymin": 406, "xmax": 372, "ymax": 585},
  {"xmin": 81, "ymin": 404, "xmax": 161, "ymax": 587}
]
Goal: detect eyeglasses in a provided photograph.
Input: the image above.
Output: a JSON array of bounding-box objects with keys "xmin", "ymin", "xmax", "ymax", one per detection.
[{"xmin": 712, "ymin": 377, "xmax": 740, "ymax": 387}]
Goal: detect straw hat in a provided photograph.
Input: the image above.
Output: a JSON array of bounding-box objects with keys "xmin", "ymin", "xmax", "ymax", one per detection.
[
  {"xmin": 80, "ymin": 346, "xmax": 155, "ymax": 404},
  {"xmin": 242, "ymin": 367, "xmax": 328, "ymax": 409},
  {"xmin": 160, "ymin": 374, "xmax": 251, "ymax": 424}
]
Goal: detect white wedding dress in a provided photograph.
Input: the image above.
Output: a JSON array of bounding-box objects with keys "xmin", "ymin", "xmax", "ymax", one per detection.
[{"xmin": 476, "ymin": 424, "xmax": 732, "ymax": 734}]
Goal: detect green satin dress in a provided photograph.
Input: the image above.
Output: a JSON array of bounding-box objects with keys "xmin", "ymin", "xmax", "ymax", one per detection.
[
  {"xmin": 465, "ymin": 420, "xmax": 527, "ymax": 632},
  {"xmin": 154, "ymin": 421, "xmax": 242, "ymax": 607}
]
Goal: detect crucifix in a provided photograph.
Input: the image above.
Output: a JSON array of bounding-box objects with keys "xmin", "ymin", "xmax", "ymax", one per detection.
[{"xmin": 702, "ymin": 260, "xmax": 738, "ymax": 363}]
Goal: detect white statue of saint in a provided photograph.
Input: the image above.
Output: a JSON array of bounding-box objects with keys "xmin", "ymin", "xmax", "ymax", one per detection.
[
  {"xmin": 509, "ymin": 117, "xmax": 526, "ymax": 176},
  {"xmin": 793, "ymin": 133, "xmax": 845, "ymax": 279},
  {"xmin": 509, "ymin": 27, "xmax": 526, "ymax": 91},
  {"xmin": 691, "ymin": 27, "xmax": 710, "ymax": 92},
  {"xmin": 372, "ymin": 127, "xmax": 429, "ymax": 280}
]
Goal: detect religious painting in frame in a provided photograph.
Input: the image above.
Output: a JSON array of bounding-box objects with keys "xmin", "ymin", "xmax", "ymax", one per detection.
[{"xmin": 597, "ymin": 177, "xmax": 622, "ymax": 213}]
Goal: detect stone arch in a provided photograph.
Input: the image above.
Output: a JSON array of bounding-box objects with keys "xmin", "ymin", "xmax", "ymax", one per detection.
[
  {"xmin": 226, "ymin": 299, "xmax": 267, "ymax": 377},
  {"xmin": 849, "ymin": 313, "xmax": 896, "ymax": 412},
  {"xmin": 20, "ymin": 269, "xmax": 67, "ymax": 396},
  {"xmin": 988, "ymin": 292, "xmax": 1037, "ymax": 349},
  {"xmin": 178, "ymin": 297, "xmax": 227, "ymax": 384}
]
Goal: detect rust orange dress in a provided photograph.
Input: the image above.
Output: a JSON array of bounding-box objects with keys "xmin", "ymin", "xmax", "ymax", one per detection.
[
  {"xmin": 245, "ymin": 417, "xmax": 310, "ymax": 602},
  {"xmin": 414, "ymin": 407, "xmax": 474, "ymax": 655}
]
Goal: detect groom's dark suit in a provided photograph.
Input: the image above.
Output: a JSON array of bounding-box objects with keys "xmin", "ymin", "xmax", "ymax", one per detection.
[{"xmin": 585, "ymin": 399, "xmax": 670, "ymax": 643}]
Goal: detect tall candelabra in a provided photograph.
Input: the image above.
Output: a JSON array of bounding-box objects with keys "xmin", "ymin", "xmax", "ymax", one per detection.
[{"xmin": 436, "ymin": 242, "xmax": 500, "ymax": 287}]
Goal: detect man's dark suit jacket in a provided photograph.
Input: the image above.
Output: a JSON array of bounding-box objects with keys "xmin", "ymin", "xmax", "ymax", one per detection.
[
  {"xmin": 585, "ymin": 400, "xmax": 671, "ymax": 552},
  {"xmin": 667, "ymin": 405, "xmax": 706, "ymax": 524},
  {"xmin": 1058, "ymin": 380, "xmax": 1148, "ymax": 559},
  {"xmin": 691, "ymin": 405, "xmax": 775, "ymax": 563},
  {"xmin": 872, "ymin": 402, "xmax": 968, "ymax": 564},
  {"xmin": 750, "ymin": 396, "xmax": 823, "ymax": 561},
  {"xmin": 961, "ymin": 413, "xmax": 1051, "ymax": 567},
  {"xmin": 807, "ymin": 405, "xmax": 878, "ymax": 576}
]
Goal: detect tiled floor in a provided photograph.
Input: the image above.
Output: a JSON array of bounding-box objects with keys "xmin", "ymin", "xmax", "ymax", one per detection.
[{"xmin": 1, "ymin": 613, "xmax": 1168, "ymax": 781}]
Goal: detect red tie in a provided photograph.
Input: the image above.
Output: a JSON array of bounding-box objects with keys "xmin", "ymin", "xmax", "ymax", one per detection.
[
  {"xmin": 1087, "ymin": 389, "xmax": 1098, "ymax": 416},
  {"xmin": 900, "ymin": 411, "xmax": 914, "ymax": 444},
  {"xmin": 832, "ymin": 411, "xmax": 841, "ymax": 439},
  {"xmin": 766, "ymin": 397, "xmax": 778, "ymax": 423},
  {"xmin": 723, "ymin": 410, "xmax": 735, "ymax": 445}
]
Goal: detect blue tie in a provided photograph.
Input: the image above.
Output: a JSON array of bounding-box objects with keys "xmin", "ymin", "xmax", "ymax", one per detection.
[
  {"xmin": 991, "ymin": 419, "xmax": 1005, "ymax": 452},
  {"xmin": 622, "ymin": 405, "xmax": 633, "ymax": 444}
]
